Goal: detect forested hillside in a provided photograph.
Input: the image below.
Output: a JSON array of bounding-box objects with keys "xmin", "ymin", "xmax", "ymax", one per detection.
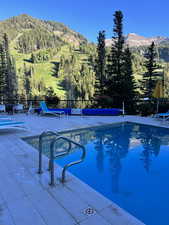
[
  {"xmin": 0, "ymin": 13, "xmax": 169, "ymax": 108},
  {"xmin": 0, "ymin": 14, "xmax": 96, "ymax": 103}
]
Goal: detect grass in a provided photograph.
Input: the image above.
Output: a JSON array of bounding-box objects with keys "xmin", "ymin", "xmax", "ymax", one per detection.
[{"xmin": 10, "ymin": 36, "xmax": 90, "ymax": 99}]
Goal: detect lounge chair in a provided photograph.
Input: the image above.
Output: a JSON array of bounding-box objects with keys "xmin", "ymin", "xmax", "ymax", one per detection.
[
  {"xmin": 14, "ymin": 104, "xmax": 24, "ymax": 113},
  {"xmin": 40, "ymin": 101, "xmax": 65, "ymax": 117},
  {"xmin": 71, "ymin": 108, "xmax": 83, "ymax": 116},
  {"xmin": 153, "ymin": 111, "xmax": 169, "ymax": 120},
  {"xmin": 0, "ymin": 121, "xmax": 25, "ymax": 130}
]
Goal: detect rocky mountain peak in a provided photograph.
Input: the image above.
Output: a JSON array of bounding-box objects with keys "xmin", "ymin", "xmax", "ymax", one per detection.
[{"xmin": 105, "ymin": 33, "xmax": 169, "ymax": 47}]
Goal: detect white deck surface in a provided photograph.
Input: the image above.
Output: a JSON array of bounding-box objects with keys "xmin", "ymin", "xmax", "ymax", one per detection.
[{"xmin": 0, "ymin": 113, "xmax": 167, "ymax": 225}]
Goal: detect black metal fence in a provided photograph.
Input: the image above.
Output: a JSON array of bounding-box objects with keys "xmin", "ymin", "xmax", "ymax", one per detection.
[
  {"xmin": 1, "ymin": 99, "xmax": 98, "ymax": 109},
  {"xmin": 2, "ymin": 98, "xmax": 169, "ymax": 115}
]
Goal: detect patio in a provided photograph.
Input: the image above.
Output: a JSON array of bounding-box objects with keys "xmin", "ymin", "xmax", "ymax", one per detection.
[{"xmin": 0, "ymin": 113, "xmax": 165, "ymax": 225}]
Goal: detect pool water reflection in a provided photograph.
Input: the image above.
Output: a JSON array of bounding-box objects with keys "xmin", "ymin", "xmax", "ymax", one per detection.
[{"xmin": 26, "ymin": 122, "xmax": 169, "ymax": 225}]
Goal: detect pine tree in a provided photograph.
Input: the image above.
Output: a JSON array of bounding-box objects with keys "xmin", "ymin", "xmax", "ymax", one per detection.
[
  {"xmin": 142, "ymin": 42, "xmax": 160, "ymax": 98},
  {"xmin": 59, "ymin": 54, "xmax": 95, "ymax": 108},
  {"xmin": 106, "ymin": 11, "xmax": 125, "ymax": 106},
  {"xmin": 105, "ymin": 11, "xmax": 136, "ymax": 109},
  {"xmin": 51, "ymin": 62, "xmax": 59, "ymax": 78},
  {"xmin": 10, "ymin": 56, "xmax": 18, "ymax": 101},
  {"xmin": 95, "ymin": 30, "xmax": 106, "ymax": 97},
  {"xmin": 23, "ymin": 63, "xmax": 31, "ymax": 103},
  {"xmin": 122, "ymin": 47, "xmax": 137, "ymax": 111},
  {"xmin": 2, "ymin": 33, "xmax": 18, "ymax": 103},
  {"xmin": 0, "ymin": 44, "xmax": 6, "ymax": 102},
  {"xmin": 78, "ymin": 64, "xmax": 95, "ymax": 100},
  {"xmin": 61, "ymin": 58, "xmax": 75, "ymax": 100}
]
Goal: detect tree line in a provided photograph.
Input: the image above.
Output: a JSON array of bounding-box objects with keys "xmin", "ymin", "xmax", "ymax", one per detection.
[
  {"xmin": 17, "ymin": 29, "xmax": 64, "ymax": 54},
  {"xmin": 94, "ymin": 11, "xmax": 163, "ymax": 112},
  {"xmin": 0, "ymin": 11, "xmax": 165, "ymax": 111}
]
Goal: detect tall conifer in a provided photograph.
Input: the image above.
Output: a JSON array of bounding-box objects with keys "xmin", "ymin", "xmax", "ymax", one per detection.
[
  {"xmin": 106, "ymin": 11, "xmax": 136, "ymax": 110},
  {"xmin": 106, "ymin": 11, "xmax": 125, "ymax": 103},
  {"xmin": 95, "ymin": 30, "xmax": 106, "ymax": 96},
  {"xmin": 142, "ymin": 42, "xmax": 160, "ymax": 98},
  {"xmin": 0, "ymin": 44, "xmax": 6, "ymax": 102},
  {"xmin": 3, "ymin": 34, "xmax": 18, "ymax": 103},
  {"xmin": 2, "ymin": 33, "xmax": 18, "ymax": 103}
]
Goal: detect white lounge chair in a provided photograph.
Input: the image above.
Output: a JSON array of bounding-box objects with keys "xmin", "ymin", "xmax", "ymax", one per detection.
[
  {"xmin": 40, "ymin": 101, "xmax": 65, "ymax": 117},
  {"xmin": 14, "ymin": 104, "xmax": 24, "ymax": 113},
  {"xmin": 71, "ymin": 108, "xmax": 83, "ymax": 116}
]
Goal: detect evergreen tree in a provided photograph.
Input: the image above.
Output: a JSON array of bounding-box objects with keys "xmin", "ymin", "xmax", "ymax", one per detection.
[
  {"xmin": 105, "ymin": 11, "xmax": 136, "ymax": 110},
  {"xmin": 2, "ymin": 34, "xmax": 18, "ymax": 103},
  {"xmin": 95, "ymin": 30, "xmax": 106, "ymax": 97},
  {"xmin": 78, "ymin": 64, "xmax": 95, "ymax": 100},
  {"xmin": 10, "ymin": 56, "xmax": 18, "ymax": 101},
  {"xmin": 59, "ymin": 54, "xmax": 95, "ymax": 107},
  {"xmin": 0, "ymin": 44, "xmax": 6, "ymax": 102},
  {"xmin": 141, "ymin": 42, "xmax": 160, "ymax": 98},
  {"xmin": 122, "ymin": 47, "xmax": 137, "ymax": 111},
  {"xmin": 61, "ymin": 58, "xmax": 75, "ymax": 100},
  {"xmin": 51, "ymin": 62, "xmax": 59, "ymax": 78},
  {"xmin": 23, "ymin": 63, "xmax": 31, "ymax": 103},
  {"xmin": 105, "ymin": 11, "xmax": 125, "ymax": 106},
  {"xmin": 163, "ymin": 65, "xmax": 169, "ymax": 97}
]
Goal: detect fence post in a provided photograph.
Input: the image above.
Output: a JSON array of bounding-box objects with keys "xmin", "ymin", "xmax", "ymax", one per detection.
[{"xmin": 122, "ymin": 101, "xmax": 125, "ymax": 116}]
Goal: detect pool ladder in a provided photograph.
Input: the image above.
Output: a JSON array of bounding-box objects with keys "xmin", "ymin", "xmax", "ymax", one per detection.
[{"xmin": 38, "ymin": 131, "xmax": 86, "ymax": 186}]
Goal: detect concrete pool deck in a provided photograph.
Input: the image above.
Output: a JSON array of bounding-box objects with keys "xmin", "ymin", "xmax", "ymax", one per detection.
[{"xmin": 0, "ymin": 113, "xmax": 167, "ymax": 225}]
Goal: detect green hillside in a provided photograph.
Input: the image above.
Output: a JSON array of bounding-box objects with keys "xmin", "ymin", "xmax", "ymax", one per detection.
[{"xmin": 0, "ymin": 14, "xmax": 95, "ymax": 100}]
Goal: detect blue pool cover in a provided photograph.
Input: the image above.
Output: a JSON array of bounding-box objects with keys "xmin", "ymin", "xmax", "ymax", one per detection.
[
  {"xmin": 38, "ymin": 108, "xmax": 122, "ymax": 115},
  {"xmin": 82, "ymin": 108, "xmax": 122, "ymax": 115}
]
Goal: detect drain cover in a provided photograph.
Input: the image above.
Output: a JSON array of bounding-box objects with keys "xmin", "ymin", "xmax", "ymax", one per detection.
[{"xmin": 83, "ymin": 207, "xmax": 96, "ymax": 215}]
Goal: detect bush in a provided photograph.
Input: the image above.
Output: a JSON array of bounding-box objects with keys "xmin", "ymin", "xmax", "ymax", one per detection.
[
  {"xmin": 138, "ymin": 102, "xmax": 156, "ymax": 116},
  {"xmin": 45, "ymin": 96, "xmax": 60, "ymax": 107},
  {"xmin": 95, "ymin": 95, "xmax": 113, "ymax": 108},
  {"xmin": 45, "ymin": 87, "xmax": 60, "ymax": 107}
]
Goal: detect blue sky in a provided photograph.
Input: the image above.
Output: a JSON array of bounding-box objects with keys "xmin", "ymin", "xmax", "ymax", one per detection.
[{"xmin": 0, "ymin": 0, "xmax": 169, "ymax": 42}]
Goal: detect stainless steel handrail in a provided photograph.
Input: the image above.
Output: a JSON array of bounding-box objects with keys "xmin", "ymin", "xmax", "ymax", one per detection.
[
  {"xmin": 38, "ymin": 130, "xmax": 58, "ymax": 174},
  {"xmin": 49, "ymin": 136, "xmax": 86, "ymax": 186}
]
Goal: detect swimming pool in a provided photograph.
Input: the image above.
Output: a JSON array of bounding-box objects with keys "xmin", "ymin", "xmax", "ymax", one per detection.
[{"xmin": 25, "ymin": 122, "xmax": 169, "ymax": 225}]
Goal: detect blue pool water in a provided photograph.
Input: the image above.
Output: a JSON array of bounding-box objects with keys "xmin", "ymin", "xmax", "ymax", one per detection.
[{"xmin": 26, "ymin": 122, "xmax": 169, "ymax": 225}]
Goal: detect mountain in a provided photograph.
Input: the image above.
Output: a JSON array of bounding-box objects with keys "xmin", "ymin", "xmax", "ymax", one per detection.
[
  {"xmin": 105, "ymin": 33, "xmax": 169, "ymax": 47},
  {"xmin": 0, "ymin": 14, "xmax": 87, "ymax": 52},
  {"xmin": 0, "ymin": 14, "xmax": 95, "ymax": 100}
]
